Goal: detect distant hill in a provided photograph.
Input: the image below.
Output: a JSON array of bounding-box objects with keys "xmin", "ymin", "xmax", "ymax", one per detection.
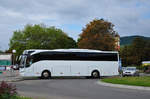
[{"xmin": 120, "ymin": 35, "xmax": 150, "ymax": 46}]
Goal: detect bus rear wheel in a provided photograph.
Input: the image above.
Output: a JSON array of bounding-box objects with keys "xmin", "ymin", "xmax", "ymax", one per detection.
[
  {"xmin": 42, "ymin": 70, "xmax": 51, "ymax": 79},
  {"xmin": 92, "ymin": 71, "xmax": 100, "ymax": 78}
]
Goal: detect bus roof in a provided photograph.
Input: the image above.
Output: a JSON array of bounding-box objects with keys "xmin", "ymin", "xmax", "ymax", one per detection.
[
  {"xmin": 23, "ymin": 49, "xmax": 50, "ymax": 55},
  {"xmin": 29, "ymin": 49, "xmax": 118, "ymax": 56}
]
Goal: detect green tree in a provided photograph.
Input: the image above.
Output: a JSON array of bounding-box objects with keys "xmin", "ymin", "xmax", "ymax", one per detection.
[
  {"xmin": 130, "ymin": 37, "xmax": 146, "ymax": 65},
  {"xmin": 120, "ymin": 45, "xmax": 134, "ymax": 65},
  {"xmin": 0, "ymin": 47, "xmax": 3, "ymax": 53},
  {"xmin": 9, "ymin": 24, "xmax": 77, "ymax": 56},
  {"xmin": 78, "ymin": 19, "xmax": 118, "ymax": 51},
  {"xmin": 0, "ymin": 50, "xmax": 3, "ymax": 53},
  {"xmin": 143, "ymin": 41, "xmax": 150, "ymax": 61},
  {"xmin": 120, "ymin": 37, "xmax": 150, "ymax": 66}
]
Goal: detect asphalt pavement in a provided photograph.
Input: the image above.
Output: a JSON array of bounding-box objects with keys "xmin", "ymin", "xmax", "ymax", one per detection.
[
  {"xmin": 0, "ymin": 70, "xmax": 22, "ymax": 82},
  {"xmin": 12, "ymin": 78, "xmax": 150, "ymax": 99}
]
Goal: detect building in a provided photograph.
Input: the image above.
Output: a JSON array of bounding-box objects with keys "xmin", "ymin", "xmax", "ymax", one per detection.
[
  {"xmin": 0, "ymin": 53, "xmax": 12, "ymax": 71},
  {"xmin": 114, "ymin": 34, "xmax": 120, "ymax": 51}
]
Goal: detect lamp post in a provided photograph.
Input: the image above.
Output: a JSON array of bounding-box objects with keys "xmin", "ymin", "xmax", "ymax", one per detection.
[
  {"xmin": 11, "ymin": 50, "xmax": 16, "ymax": 76},
  {"xmin": 12, "ymin": 50, "xmax": 16, "ymax": 65}
]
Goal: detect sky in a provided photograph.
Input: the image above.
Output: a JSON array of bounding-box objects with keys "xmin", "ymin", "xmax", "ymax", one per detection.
[{"xmin": 0, "ymin": 0, "xmax": 150, "ymax": 51}]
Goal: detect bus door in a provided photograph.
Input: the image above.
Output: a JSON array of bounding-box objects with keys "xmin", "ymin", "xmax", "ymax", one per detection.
[
  {"xmin": 19, "ymin": 55, "xmax": 26, "ymax": 75},
  {"xmin": 24, "ymin": 56, "xmax": 34, "ymax": 76}
]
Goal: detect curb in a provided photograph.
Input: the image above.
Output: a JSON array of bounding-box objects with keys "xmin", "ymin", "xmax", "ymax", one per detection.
[{"xmin": 97, "ymin": 80, "xmax": 150, "ymax": 91}]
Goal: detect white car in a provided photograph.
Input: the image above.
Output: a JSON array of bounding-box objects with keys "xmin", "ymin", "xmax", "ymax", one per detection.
[{"xmin": 122, "ymin": 67, "xmax": 139, "ymax": 77}]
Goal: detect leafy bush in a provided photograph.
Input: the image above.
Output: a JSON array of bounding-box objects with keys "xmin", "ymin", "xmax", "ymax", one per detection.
[
  {"xmin": 0, "ymin": 81, "xmax": 31, "ymax": 99},
  {"xmin": 0, "ymin": 81, "xmax": 17, "ymax": 99}
]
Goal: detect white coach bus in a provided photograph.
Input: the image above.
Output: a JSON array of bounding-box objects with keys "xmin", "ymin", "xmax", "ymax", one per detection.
[{"xmin": 19, "ymin": 49, "xmax": 119, "ymax": 78}]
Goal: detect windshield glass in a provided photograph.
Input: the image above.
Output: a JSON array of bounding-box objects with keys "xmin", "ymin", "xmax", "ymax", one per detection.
[
  {"xmin": 19, "ymin": 55, "xmax": 26, "ymax": 68},
  {"xmin": 19, "ymin": 54, "xmax": 33, "ymax": 68},
  {"xmin": 126, "ymin": 68, "xmax": 136, "ymax": 71}
]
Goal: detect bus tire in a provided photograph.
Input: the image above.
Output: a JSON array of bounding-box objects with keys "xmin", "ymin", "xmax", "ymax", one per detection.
[
  {"xmin": 41, "ymin": 70, "xmax": 51, "ymax": 79},
  {"xmin": 91, "ymin": 70, "xmax": 100, "ymax": 78}
]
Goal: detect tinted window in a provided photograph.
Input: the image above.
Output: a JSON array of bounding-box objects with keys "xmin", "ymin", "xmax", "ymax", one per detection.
[
  {"xmin": 31, "ymin": 51, "xmax": 118, "ymax": 63},
  {"xmin": 75, "ymin": 53, "xmax": 118, "ymax": 61},
  {"xmin": 28, "ymin": 51, "xmax": 35, "ymax": 55}
]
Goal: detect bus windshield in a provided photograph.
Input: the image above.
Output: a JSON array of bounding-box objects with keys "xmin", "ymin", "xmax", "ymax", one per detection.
[
  {"xmin": 19, "ymin": 54, "xmax": 34, "ymax": 68},
  {"xmin": 19, "ymin": 55, "xmax": 26, "ymax": 68}
]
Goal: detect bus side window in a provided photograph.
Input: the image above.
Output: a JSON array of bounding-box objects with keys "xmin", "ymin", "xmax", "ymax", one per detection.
[
  {"xmin": 26, "ymin": 57, "xmax": 33, "ymax": 67},
  {"xmin": 29, "ymin": 59, "xmax": 33, "ymax": 65},
  {"xmin": 26, "ymin": 58, "xmax": 30, "ymax": 67}
]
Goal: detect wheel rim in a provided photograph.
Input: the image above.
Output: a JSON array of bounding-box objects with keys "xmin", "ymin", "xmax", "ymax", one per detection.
[
  {"xmin": 43, "ymin": 72, "xmax": 49, "ymax": 78},
  {"xmin": 92, "ymin": 71, "xmax": 99, "ymax": 78}
]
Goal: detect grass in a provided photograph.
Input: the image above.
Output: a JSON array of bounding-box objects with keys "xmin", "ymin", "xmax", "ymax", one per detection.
[{"xmin": 101, "ymin": 76, "xmax": 150, "ymax": 87}]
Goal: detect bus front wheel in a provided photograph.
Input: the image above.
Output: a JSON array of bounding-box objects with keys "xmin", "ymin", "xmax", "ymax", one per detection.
[
  {"xmin": 91, "ymin": 70, "xmax": 100, "ymax": 78},
  {"xmin": 42, "ymin": 70, "xmax": 51, "ymax": 79}
]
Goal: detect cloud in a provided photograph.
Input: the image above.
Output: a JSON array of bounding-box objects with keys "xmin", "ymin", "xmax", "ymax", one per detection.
[{"xmin": 0, "ymin": 0, "xmax": 150, "ymax": 50}]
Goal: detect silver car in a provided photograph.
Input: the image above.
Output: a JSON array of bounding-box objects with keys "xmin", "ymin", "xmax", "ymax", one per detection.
[{"xmin": 122, "ymin": 67, "xmax": 139, "ymax": 77}]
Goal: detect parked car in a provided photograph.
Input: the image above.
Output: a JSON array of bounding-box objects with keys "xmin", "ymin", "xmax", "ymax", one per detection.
[{"xmin": 122, "ymin": 67, "xmax": 139, "ymax": 77}]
